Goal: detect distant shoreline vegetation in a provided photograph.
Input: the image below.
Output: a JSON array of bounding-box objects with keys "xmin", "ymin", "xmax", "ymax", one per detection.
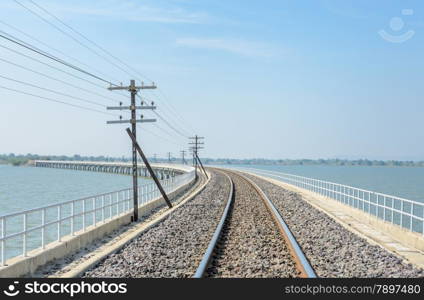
[
  {"xmin": 1, "ymin": 153, "xmax": 424, "ymax": 168},
  {"xmin": 203, "ymin": 158, "xmax": 424, "ymax": 167},
  {"xmin": 0, "ymin": 153, "xmax": 132, "ymax": 166}
]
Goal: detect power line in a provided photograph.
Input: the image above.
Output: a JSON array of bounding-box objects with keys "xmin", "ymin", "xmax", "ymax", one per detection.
[
  {"xmin": 0, "ymin": 74, "xmax": 110, "ymax": 108},
  {"xmin": 22, "ymin": 0, "xmax": 196, "ymax": 135},
  {"xmin": 26, "ymin": 0, "xmax": 155, "ymax": 84},
  {"xmin": 15, "ymin": 0, "xmax": 148, "ymax": 101},
  {"xmin": 155, "ymin": 106, "xmax": 191, "ymax": 135},
  {"xmin": 154, "ymin": 89, "xmax": 196, "ymax": 133},
  {"xmin": 0, "ymin": 43, "xmax": 126, "ymax": 98},
  {"xmin": 7, "ymin": 1, "xmax": 139, "ymax": 100},
  {"xmin": 15, "ymin": 0, "xmax": 140, "ymax": 82},
  {"xmin": 143, "ymin": 127, "xmax": 184, "ymax": 148},
  {"xmin": 153, "ymin": 110, "xmax": 189, "ymax": 138},
  {"xmin": 17, "ymin": 0, "xmax": 197, "ymax": 138},
  {"xmin": 0, "ymin": 57, "xmax": 122, "ymax": 104},
  {"xmin": 0, "ymin": 84, "xmax": 115, "ymax": 116},
  {"xmin": 0, "ymin": 30, "xmax": 115, "ymax": 86},
  {"xmin": 0, "ymin": 19, "xmax": 122, "ymax": 84},
  {"xmin": 139, "ymin": 91, "xmax": 195, "ymax": 136},
  {"xmin": 138, "ymin": 94, "xmax": 192, "ymax": 137},
  {"xmin": 20, "ymin": 0, "xmax": 197, "ymax": 136},
  {"xmin": 152, "ymin": 123, "xmax": 186, "ymax": 145}
]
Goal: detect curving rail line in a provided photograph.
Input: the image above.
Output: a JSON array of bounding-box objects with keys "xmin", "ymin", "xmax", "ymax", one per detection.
[
  {"xmin": 193, "ymin": 172, "xmax": 234, "ymax": 278},
  {"xmin": 193, "ymin": 169, "xmax": 317, "ymax": 278}
]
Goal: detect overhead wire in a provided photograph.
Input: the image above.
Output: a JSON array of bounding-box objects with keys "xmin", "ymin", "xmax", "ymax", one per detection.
[
  {"xmin": 21, "ymin": 0, "xmax": 196, "ymax": 136},
  {"xmin": 0, "ymin": 84, "xmax": 116, "ymax": 116},
  {"xmin": 137, "ymin": 93, "xmax": 192, "ymax": 137},
  {"xmin": 0, "ymin": 74, "xmax": 111, "ymax": 108},
  {"xmin": 26, "ymin": 0, "xmax": 154, "ymax": 83},
  {"xmin": 0, "ymin": 30, "xmax": 115, "ymax": 86},
  {"xmin": 0, "ymin": 43, "xmax": 126, "ymax": 100},
  {"xmin": 0, "ymin": 19, "xmax": 122, "ymax": 84},
  {"xmin": 0, "ymin": 57, "xmax": 123, "ymax": 104},
  {"xmin": 154, "ymin": 89, "xmax": 196, "ymax": 133},
  {"xmin": 141, "ymin": 126, "xmax": 186, "ymax": 148},
  {"xmin": 7, "ymin": 0, "xmax": 196, "ymax": 144},
  {"xmin": 152, "ymin": 110, "xmax": 189, "ymax": 138},
  {"xmin": 152, "ymin": 123, "xmax": 187, "ymax": 145},
  {"xmin": 155, "ymin": 107, "xmax": 191, "ymax": 135},
  {"xmin": 14, "ymin": 0, "xmax": 140, "ymax": 82}
]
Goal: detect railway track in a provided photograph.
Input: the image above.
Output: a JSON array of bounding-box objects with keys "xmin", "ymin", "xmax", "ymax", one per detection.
[
  {"xmin": 194, "ymin": 170, "xmax": 316, "ymax": 278},
  {"xmin": 83, "ymin": 170, "xmax": 232, "ymax": 278}
]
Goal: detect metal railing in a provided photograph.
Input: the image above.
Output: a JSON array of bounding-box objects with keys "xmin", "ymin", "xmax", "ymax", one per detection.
[
  {"xmin": 0, "ymin": 170, "xmax": 195, "ymax": 266},
  {"xmin": 239, "ymin": 168, "xmax": 424, "ymax": 236}
]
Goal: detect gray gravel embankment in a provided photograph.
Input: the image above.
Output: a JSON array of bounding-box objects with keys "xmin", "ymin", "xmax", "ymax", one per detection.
[
  {"xmin": 84, "ymin": 170, "xmax": 230, "ymax": 278},
  {"xmin": 32, "ymin": 174, "xmax": 202, "ymax": 277},
  {"xmin": 244, "ymin": 173, "xmax": 424, "ymax": 278},
  {"xmin": 206, "ymin": 173, "xmax": 299, "ymax": 278}
]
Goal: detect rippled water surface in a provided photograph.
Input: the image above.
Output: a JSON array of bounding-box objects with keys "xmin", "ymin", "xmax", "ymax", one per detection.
[
  {"xmin": 0, "ymin": 165, "xmax": 151, "ymax": 215},
  {"xmin": 0, "ymin": 165, "xmax": 154, "ymax": 260},
  {"xmin": 225, "ymin": 164, "xmax": 424, "ymax": 202}
]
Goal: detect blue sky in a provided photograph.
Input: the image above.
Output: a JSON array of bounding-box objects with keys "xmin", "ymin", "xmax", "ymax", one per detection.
[{"xmin": 0, "ymin": 0, "xmax": 423, "ymax": 160}]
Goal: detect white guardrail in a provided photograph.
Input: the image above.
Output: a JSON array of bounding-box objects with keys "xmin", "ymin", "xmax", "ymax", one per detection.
[
  {"xmin": 0, "ymin": 170, "xmax": 195, "ymax": 266},
  {"xmin": 237, "ymin": 167, "xmax": 424, "ymax": 236}
]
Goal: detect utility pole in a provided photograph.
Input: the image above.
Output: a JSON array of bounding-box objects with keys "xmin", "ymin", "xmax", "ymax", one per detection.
[
  {"xmin": 106, "ymin": 80, "xmax": 156, "ymax": 222},
  {"xmin": 189, "ymin": 135, "xmax": 204, "ymax": 178},
  {"xmin": 194, "ymin": 151, "xmax": 208, "ymax": 179},
  {"xmin": 167, "ymin": 152, "xmax": 172, "ymax": 163},
  {"xmin": 180, "ymin": 150, "xmax": 187, "ymax": 164},
  {"xmin": 153, "ymin": 153, "xmax": 157, "ymax": 163}
]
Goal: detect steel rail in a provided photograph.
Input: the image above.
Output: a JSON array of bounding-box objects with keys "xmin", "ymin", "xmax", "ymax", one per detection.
[
  {"xmin": 193, "ymin": 172, "xmax": 234, "ymax": 278},
  {"xmin": 194, "ymin": 169, "xmax": 316, "ymax": 278},
  {"xmin": 238, "ymin": 172, "xmax": 317, "ymax": 278}
]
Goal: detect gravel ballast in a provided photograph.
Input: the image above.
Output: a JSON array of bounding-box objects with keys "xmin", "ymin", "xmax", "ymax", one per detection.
[
  {"xmin": 206, "ymin": 172, "xmax": 299, "ymax": 277},
  {"xmin": 32, "ymin": 173, "xmax": 203, "ymax": 278},
  {"xmin": 83, "ymin": 170, "xmax": 230, "ymax": 278},
  {"xmin": 243, "ymin": 172, "xmax": 424, "ymax": 278}
]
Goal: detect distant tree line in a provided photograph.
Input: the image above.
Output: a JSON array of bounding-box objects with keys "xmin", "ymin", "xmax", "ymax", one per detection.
[
  {"xmin": 0, "ymin": 153, "xmax": 180, "ymax": 166},
  {"xmin": 202, "ymin": 158, "xmax": 424, "ymax": 167},
  {"xmin": 1, "ymin": 153, "xmax": 424, "ymax": 167},
  {"xmin": 0, "ymin": 153, "xmax": 131, "ymax": 166}
]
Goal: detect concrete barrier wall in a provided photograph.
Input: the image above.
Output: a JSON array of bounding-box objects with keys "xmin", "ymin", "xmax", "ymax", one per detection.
[
  {"xmin": 326, "ymin": 197, "xmax": 424, "ymax": 251},
  {"xmin": 0, "ymin": 176, "xmax": 196, "ymax": 278}
]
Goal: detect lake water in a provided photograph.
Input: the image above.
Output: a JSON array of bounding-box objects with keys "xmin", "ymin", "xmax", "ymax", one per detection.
[
  {"xmin": 0, "ymin": 164, "xmax": 152, "ymax": 261},
  {"xmin": 225, "ymin": 164, "xmax": 424, "ymax": 203},
  {"xmin": 0, "ymin": 164, "xmax": 151, "ymax": 216}
]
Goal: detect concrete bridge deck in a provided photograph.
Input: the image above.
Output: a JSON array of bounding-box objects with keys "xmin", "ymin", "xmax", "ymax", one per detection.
[{"xmin": 33, "ymin": 160, "xmax": 193, "ymax": 180}]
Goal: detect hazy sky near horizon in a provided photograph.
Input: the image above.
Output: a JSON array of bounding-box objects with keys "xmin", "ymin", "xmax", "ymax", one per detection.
[{"xmin": 0, "ymin": 0, "xmax": 423, "ymax": 160}]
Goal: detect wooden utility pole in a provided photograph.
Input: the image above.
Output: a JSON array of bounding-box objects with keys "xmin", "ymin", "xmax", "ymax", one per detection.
[
  {"xmin": 195, "ymin": 152, "xmax": 208, "ymax": 179},
  {"xmin": 180, "ymin": 150, "xmax": 187, "ymax": 164},
  {"xmin": 106, "ymin": 80, "xmax": 156, "ymax": 222},
  {"xmin": 189, "ymin": 135, "xmax": 204, "ymax": 179}
]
